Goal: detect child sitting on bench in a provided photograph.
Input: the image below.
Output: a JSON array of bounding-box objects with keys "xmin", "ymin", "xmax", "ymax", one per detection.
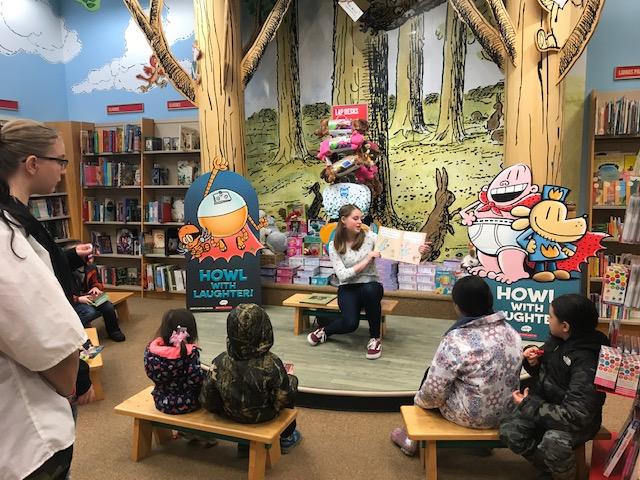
[
  {"xmin": 144, "ymin": 309, "xmax": 205, "ymax": 414},
  {"xmin": 200, "ymin": 303, "xmax": 302, "ymax": 454},
  {"xmin": 500, "ymin": 294, "xmax": 609, "ymax": 480},
  {"xmin": 391, "ymin": 276, "xmax": 522, "ymax": 456}
]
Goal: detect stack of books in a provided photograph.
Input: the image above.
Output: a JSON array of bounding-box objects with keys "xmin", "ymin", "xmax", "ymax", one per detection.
[{"xmin": 376, "ymin": 258, "xmax": 399, "ymax": 291}]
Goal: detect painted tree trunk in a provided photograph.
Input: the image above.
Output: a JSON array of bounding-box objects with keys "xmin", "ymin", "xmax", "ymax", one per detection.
[
  {"xmin": 274, "ymin": 0, "xmax": 308, "ymax": 164},
  {"xmin": 332, "ymin": 5, "xmax": 411, "ymax": 228},
  {"xmin": 504, "ymin": 0, "xmax": 563, "ymax": 185},
  {"xmin": 433, "ymin": 4, "xmax": 466, "ymax": 144},
  {"xmin": 389, "ymin": 16, "xmax": 426, "ymax": 136},
  {"xmin": 194, "ymin": 0, "xmax": 247, "ymax": 175}
]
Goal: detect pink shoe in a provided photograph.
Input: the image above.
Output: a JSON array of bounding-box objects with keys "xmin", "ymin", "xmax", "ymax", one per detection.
[
  {"xmin": 390, "ymin": 427, "xmax": 418, "ymax": 456},
  {"xmin": 307, "ymin": 327, "xmax": 327, "ymax": 346},
  {"xmin": 366, "ymin": 338, "xmax": 382, "ymax": 359}
]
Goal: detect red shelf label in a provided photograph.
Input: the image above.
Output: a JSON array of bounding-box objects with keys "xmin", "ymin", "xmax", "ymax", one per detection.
[
  {"xmin": 107, "ymin": 103, "xmax": 144, "ymax": 114},
  {"xmin": 0, "ymin": 99, "xmax": 19, "ymax": 111},
  {"xmin": 167, "ymin": 100, "xmax": 197, "ymax": 110},
  {"xmin": 332, "ymin": 103, "xmax": 368, "ymax": 120},
  {"xmin": 614, "ymin": 66, "xmax": 640, "ymax": 80}
]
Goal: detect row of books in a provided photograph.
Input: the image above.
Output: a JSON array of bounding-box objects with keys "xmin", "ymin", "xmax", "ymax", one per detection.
[
  {"xmin": 589, "ymin": 253, "xmax": 627, "ymax": 278},
  {"xmin": 29, "ymin": 197, "xmax": 67, "ymax": 220},
  {"xmin": 593, "ymin": 217, "xmax": 624, "ymax": 242},
  {"xmin": 596, "ymin": 97, "xmax": 640, "ymax": 136},
  {"xmin": 95, "ymin": 265, "xmax": 140, "ymax": 287},
  {"xmin": 144, "ymin": 263, "xmax": 186, "ymax": 293},
  {"xmin": 592, "ymin": 177, "xmax": 640, "ymax": 206},
  {"xmin": 145, "ymin": 197, "xmax": 184, "ymax": 224},
  {"xmin": 81, "ymin": 126, "xmax": 142, "ymax": 154},
  {"xmin": 81, "ymin": 160, "xmax": 140, "ymax": 187},
  {"xmin": 82, "ymin": 198, "xmax": 142, "ymax": 223},
  {"xmin": 43, "ymin": 218, "xmax": 70, "ymax": 241},
  {"xmin": 90, "ymin": 228, "xmax": 182, "ymax": 257},
  {"xmin": 589, "ymin": 295, "xmax": 630, "ymax": 320}
]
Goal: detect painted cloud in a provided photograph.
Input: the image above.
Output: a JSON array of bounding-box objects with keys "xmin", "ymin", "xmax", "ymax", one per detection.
[
  {"xmin": 72, "ymin": 1, "xmax": 193, "ymax": 94},
  {"xmin": 0, "ymin": 0, "xmax": 81, "ymax": 63}
]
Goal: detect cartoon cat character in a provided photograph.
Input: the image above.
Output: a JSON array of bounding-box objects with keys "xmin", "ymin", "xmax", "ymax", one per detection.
[
  {"xmin": 511, "ymin": 186, "xmax": 587, "ymax": 282},
  {"xmin": 459, "ymin": 164, "xmax": 541, "ymax": 284}
]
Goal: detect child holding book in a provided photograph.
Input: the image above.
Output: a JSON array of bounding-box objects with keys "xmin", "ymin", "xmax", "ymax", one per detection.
[
  {"xmin": 200, "ymin": 304, "xmax": 301, "ymax": 453},
  {"xmin": 71, "ymin": 252, "xmax": 125, "ymax": 342},
  {"xmin": 144, "ymin": 308, "xmax": 205, "ymax": 414},
  {"xmin": 499, "ymin": 294, "xmax": 609, "ymax": 480},
  {"xmin": 391, "ymin": 276, "xmax": 522, "ymax": 456}
]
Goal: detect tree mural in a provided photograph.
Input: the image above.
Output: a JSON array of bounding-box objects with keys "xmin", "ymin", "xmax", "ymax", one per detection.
[
  {"xmin": 449, "ymin": 0, "xmax": 606, "ymax": 184},
  {"xmin": 123, "ymin": 0, "xmax": 292, "ymax": 174},
  {"xmin": 389, "ymin": 16, "xmax": 427, "ymax": 136},
  {"xmin": 273, "ymin": 0, "xmax": 310, "ymax": 164},
  {"xmin": 432, "ymin": 4, "xmax": 467, "ymax": 144}
]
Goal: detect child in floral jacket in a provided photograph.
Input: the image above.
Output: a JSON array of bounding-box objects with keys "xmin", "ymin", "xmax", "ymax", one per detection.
[
  {"xmin": 391, "ymin": 276, "xmax": 522, "ymax": 455},
  {"xmin": 144, "ymin": 309, "xmax": 204, "ymax": 414}
]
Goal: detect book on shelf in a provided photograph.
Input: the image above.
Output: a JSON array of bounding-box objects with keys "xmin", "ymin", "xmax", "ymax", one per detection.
[
  {"xmin": 151, "ymin": 229, "xmax": 165, "ymax": 254},
  {"xmin": 166, "ymin": 227, "xmax": 181, "ymax": 256},
  {"xmin": 596, "ymin": 97, "xmax": 640, "ymax": 136},
  {"xmin": 29, "ymin": 197, "xmax": 67, "ymax": 219},
  {"xmin": 116, "ymin": 228, "xmax": 140, "ymax": 255},
  {"xmin": 178, "ymin": 125, "xmax": 200, "ymax": 151},
  {"xmin": 95, "ymin": 265, "xmax": 140, "ymax": 287},
  {"xmin": 90, "ymin": 231, "xmax": 113, "ymax": 254},
  {"xmin": 81, "ymin": 158, "xmax": 140, "ymax": 187},
  {"xmin": 81, "ymin": 125, "xmax": 141, "ymax": 154},
  {"xmin": 83, "ymin": 198, "xmax": 141, "ymax": 223},
  {"xmin": 145, "ymin": 263, "xmax": 186, "ymax": 293},
  {"xmin": 299, "ymin": 293, "xmax": 337, "ymax": 305},
  {"xmin": 42, "ymin": 219, "xmax": 70, "ymax": 241},
  {"xmin": 177, "ymin": 160, "xmax": 199, "ymax": 185},
  {"xmin": 145, "ymin": 196, "xmax": 183, "ymax": 223}
]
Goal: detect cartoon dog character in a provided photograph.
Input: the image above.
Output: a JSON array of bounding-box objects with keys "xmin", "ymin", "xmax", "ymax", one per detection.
[
  {"xmin": 459, "ymin": 164, "xmax": 541, "ymax": 284},
  {"xmin": 511, "ymin": 186, "xmax": 587, "ymax": 282},
  {"xmin": 178, "ymin": 224, "xmax": 211, "ymax": 259}
]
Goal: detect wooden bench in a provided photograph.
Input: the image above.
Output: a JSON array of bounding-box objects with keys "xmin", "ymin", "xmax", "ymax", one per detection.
[
  {"xmin": 401, "ymin": 405, "xmax": 612, "ymax": 480},
  {"xmin": 114, "ymin": 386, "xmax": 297, "ymax": 480},
  {"xmin": 84, "ymin": 327, "xmax": 104, "ymax": 401},
  {"xmin": 282, "ymin": 293, "xmax": 398, "ymax": 337},
  {"xmin": 105, "ymin": 291, "xmax": 134, "ymax": 322}
]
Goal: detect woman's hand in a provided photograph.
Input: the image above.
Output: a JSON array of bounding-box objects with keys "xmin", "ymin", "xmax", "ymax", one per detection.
[
  {"xmin": 368, "ymin": 251, "xmax": 381, "ymax": 261},
  {"xmin": 418, "ymin": 242, "xmax": 433, "ymax": 256},
  {"xmin": 512, "ymin": 387, "xmax": 529, "ymax": 406},
  {"xmin": 75, "ymin": 243, "xmax": 94, "ymax": 258},
  {"xmin": 78, "ymin": 295, "xmax": 93, "ymax": 305}
]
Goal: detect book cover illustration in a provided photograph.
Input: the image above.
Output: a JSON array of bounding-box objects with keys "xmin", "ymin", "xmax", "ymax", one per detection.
[
  {"xmin": 375, "ymin": 226, "xmax": 426, "ymax": 265},
  {"xmin": 116, "ymin": 229, "xmax": 135, "ymax": 255},
  {"xmin": 299, "ymin": 293, "xmax": 337, "ymax": 305}
]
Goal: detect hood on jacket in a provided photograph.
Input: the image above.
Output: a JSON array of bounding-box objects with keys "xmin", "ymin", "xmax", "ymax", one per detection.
[
  {"xmin": 446, "ymin": 311, "xmax": 507, "ymax": 334},
  {"xmin": 548, "ymin": 329, "xmax": 609, "ymax": 356},
  {"xmin": 226, "ymin": 304, "xmax": 273, "ymax": 361},
  {"xmin": 148, "ymin": 337, "xmax": 197, "ymax": 359}
]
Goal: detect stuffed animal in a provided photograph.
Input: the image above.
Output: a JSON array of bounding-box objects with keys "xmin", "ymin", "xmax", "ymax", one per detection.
[
  {"xmin": 258, "ymin": 210, "xmax": 287, "ymax": 254},
  {"xmin": 318, "ymin": 133, "xmax": 365, "ymax": 162},
  {"xmin": 314, "ymin": 118, "xmax": 369, "ymax": 138}
]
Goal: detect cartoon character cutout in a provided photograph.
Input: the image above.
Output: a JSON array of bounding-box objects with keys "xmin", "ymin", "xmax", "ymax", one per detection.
[
  {"xmin": 459, "ymin": 164, "xmax": 541, "ymax": 284},
  {"xmin": 179, "ymin": 157, "xmax": 267, "ymax": 262},
  {"xmin": 136, "ymin": 55, "xmax": 168, "ymax": 93},
  {"xmin": 511, "ymin": 186, "xmax": 588, "ymax": 282}
]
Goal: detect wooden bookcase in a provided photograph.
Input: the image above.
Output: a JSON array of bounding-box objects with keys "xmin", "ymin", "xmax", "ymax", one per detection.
[
  {"xmin": 586, "ymin": 90, "xmax": 640, "ymax": 323},
  {"xmin": 78, "ymin": 117, "xmax": 199, "ymax": 296}
]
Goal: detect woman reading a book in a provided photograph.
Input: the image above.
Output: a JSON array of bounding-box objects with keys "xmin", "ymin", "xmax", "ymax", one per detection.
[
  {"xmin": 0, "ymin": 119, "xmax": 90, "ymax": 479},
  {"xmin": 307, "ymin": 204, "xmax": 430, "ymax": 360}
]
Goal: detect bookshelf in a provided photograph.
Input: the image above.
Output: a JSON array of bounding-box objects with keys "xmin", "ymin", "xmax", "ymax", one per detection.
[
  {"xmin": 587, "ymin": 90, "xmax": 640, "ymax": 323},
  {"xmin": 79, "ymin": 117, "xmax": 200, "ymax": 296}
]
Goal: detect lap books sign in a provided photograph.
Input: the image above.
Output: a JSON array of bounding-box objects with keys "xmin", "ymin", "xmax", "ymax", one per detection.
[
  {"xmin": 375, "ymin": 227, "xmax": 426, "ymax": 265},
  {"xmin": 181, "ymin": 158, "xmax": 263, "ymax": 311}
]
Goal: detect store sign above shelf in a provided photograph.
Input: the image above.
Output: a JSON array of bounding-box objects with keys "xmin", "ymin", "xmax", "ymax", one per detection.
[
  {"xmin": 614, "ymin": 66, "xmax": 640, "ymax": 81},
  {"xmin": 167, "ymin": 100, "xmax": 197, "ymax": 111},
  {"xmin": 331, "ymin": 103, "xmax": 368, "ymax": 120},
  {"xmin": 107, "ymin": 103, "xmax": 144, "ymax": 114},
  {"xmin": 0, "ymin": 99, "xmax": 19, "ymax": 111}
]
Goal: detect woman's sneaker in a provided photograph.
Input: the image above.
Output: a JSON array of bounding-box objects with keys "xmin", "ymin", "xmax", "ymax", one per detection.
[
  {"xmin": 390, "ymin": 427, "xmax": 418, "ymax": 456},
  {"xmin": 366, "ymin": 338, "xmax": 382, "ymax": 359},
  {"xmin": 307, "ymin": 327, "xmax": 326, "ymax": 346},
  {"xmin": 280, "ymin": 430, "xmax": 302, "ymax": 453}
]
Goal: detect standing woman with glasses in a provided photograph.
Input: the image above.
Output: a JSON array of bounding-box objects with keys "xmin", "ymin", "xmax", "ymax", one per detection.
[{"xmin": 0, "ymin": 119, "xmax": 89, "ymax": 480}]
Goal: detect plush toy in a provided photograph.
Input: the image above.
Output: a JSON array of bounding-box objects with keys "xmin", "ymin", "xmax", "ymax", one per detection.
[
  {"xmin": 318, "ymin": 132, "xmax": 365, "ymax": 162},
  {"xmin": 461, "ymin": 244, "xmax": 480, "ymax": 272},
  {"xmin": 258, "ymin": 210, "xmax": 287, "ymax": 254},
  {"xmin": 314, "ymin": 118, "xmax": 369, "ymax": 138}
]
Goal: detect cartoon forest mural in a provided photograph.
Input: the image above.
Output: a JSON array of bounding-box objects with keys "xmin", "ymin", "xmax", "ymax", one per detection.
[{"xmin": 119, "ymin": 0, "xmax": 605, "ymax": 260}]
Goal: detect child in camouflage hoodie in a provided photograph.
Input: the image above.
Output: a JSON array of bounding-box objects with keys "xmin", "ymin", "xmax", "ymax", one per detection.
[{"xmin": 200, "ymin": 304, "xmax": 301, "ymax": 453}]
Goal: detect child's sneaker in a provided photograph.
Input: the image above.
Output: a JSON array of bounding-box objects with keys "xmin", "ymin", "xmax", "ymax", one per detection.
[
  {"xmin": 390, "ymin": 427, "xmax": 418, "ymax": 456},
  {"xmin": 280, "ymin": 430, "xmax": 302, "ymax": 454},
  {"xmin": 307, "ymin": 327, "xmax": 326, "ymax": 346},
  {"xmin": 366, "ymin": 338, "xmax": 382, "ymax": 359}
]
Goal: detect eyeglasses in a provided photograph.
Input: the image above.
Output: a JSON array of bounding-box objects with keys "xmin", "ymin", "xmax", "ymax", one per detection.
[{"xmin": 22, "ymin": 155, "xmax": 69, "ymax": 168}]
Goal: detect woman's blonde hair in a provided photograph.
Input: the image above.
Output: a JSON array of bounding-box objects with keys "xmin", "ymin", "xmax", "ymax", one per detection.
[{"xmin": 333, "ymin": 204, "xmax": 365, "ymax": 255}]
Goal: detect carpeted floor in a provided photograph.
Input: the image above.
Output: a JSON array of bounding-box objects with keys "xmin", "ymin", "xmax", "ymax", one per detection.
[{"xmin": 71, "ymin": 296, "xmax": 634, "ymax": 480}]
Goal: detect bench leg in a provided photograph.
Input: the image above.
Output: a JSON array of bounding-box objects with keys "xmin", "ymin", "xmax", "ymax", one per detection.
[
  {"xmin": 575, "ymin": 443, "xmax": 586, "ymax": 480},
  {"xmin": 116, "ymin": 301, "xmax": 131, "ymax": 323},
  {"xmin": 89, "ymin": 369, "xmax": 104, "ymax": 401},
  {"xmin": 293, "ymin": 308, "xmax": 304, "ymax": 336},
  {"xmin": 154, "ymin": 427, "xmax": 173, "ymax": 445},
  {"xmin": 302, "ymin": 313, "xmax": 310, "ymax": 331},
  {"xmin": 425, "ymin": 441, "xmax": 437, "ymax": 480},
  {"xmin": 248, "ymin": 441, "xmax": 267, "ymax": 480},
  {"xmin": 267, "ymin": 441, "xmax": 281, "ymax": 468},
  {"xmin": 132, "ymin": 418, "xmax": 153, "ymax": 462}
]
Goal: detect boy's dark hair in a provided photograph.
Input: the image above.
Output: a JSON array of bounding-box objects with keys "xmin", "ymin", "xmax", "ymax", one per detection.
[
  {"xmin": 551, "ymin": 294, "xmax": 598, "ymax": 335},
  {"xmin": 451, "ymin": 276, "xmax": 493, "ymax": 317},
  {"xmin": 158, "ymin": 308, "xmax": 198, "ymax": 357}
]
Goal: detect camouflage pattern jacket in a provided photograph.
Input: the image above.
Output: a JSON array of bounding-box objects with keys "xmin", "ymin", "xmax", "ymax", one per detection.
[
  {"xmin": 200, "ymin": 304, "xmax": 297, "ymax": 424},
  {"xmin": 519, "ymin": 331, "xmax": 609, "ymax": 443}
]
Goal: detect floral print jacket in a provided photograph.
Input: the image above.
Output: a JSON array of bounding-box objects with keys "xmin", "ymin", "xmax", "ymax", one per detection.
[
  {"xmin": 144, "ymin": 338, "xmax": 205, "ymax": 414},
  {"xmin": 415, "ymin": 311, "xmax": 522, "ymax": 428}
]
